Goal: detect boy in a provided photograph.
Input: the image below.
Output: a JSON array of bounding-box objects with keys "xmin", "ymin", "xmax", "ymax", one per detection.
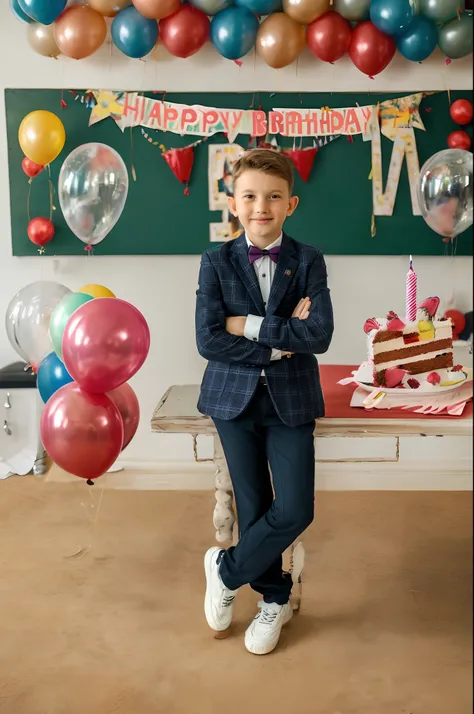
[{"xmin": 195, "ymin": 149, "xmax": 334, "ymax": 655}]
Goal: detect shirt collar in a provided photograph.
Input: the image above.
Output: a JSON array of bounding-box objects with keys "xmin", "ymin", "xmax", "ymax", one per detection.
[{"xmin": 245, "ymin": 233, "xmax": 283, "ymax": 251}]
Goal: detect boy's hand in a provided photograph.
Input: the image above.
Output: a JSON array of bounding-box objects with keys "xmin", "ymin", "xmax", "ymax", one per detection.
[
  {"xmin": 226, "ymin": 316, "xmax": 247, "ymax": 336},
  {"xmin": 292, "ymin": 297, "xmax": 311, "ymax": 320}
]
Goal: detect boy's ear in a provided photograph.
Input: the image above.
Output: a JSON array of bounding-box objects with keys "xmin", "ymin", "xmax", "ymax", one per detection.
[
  {"xmin": 228, "ymin": 195, "xmax": 238, "ymax": 217},
  {"xmin": 287, "ymin": 196, "xmax": 299, "ymax": 216}
]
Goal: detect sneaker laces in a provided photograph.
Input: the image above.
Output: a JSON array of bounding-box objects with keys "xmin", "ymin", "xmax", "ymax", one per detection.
[
  {"xmin": 255, "ymin": 601, "xmax": 279, "ymax": 626},
  {"xmin": 222, "ymin": 594, "xmax": 235, "ymax": 608}
]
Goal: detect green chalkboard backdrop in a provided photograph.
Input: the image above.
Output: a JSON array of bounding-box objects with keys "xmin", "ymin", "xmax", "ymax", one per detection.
[{"xmin": 5, "ymin": 89, "xmax": 473, "ymax": 257}]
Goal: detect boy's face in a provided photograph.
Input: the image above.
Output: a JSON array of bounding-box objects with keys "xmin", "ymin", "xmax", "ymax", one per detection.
[{"xmin": 228, "ymin": 169, "xmax": 298, "ymax": 245}]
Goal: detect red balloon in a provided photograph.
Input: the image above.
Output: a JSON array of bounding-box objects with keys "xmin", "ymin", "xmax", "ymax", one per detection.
[
  {"xmin": 62, "ymin": 298, "xmax": 150, "ymax": 394},
  {"xmin": 449, "ymin": 99, "xmax": 473, "ymax": 126},
  {"xmin": 27, "ymin": 217, "xmax": 55, "ymax": 247},
  {"xmin": 306, "ymin": 11, "xmax": 352, "ymax": 63},
  {"xmin": 40, "ymin": 383, "xmax": 124, "ymax": 480},
  {"xmin": 447, "ymin": 130, "xmax": 472, "ymax": 151},
  {"xmin": 108, "ymin": 383, "xmax": 140, "ymax": 450},
  {"xmin": 349, "ymin": 20, "xmax": 396, "ymax": 77},
  {"xmin": 159, "ymin": 5, "xmax": 209, "ymax": 58},
  {"xmin": 22, "ymin": 157, "xmax": 44, "ymax": 179}
]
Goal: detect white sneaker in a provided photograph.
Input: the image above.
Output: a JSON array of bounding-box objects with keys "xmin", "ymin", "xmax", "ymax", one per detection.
[
  {"xmin": 245, "ymin": 601, "xmax": 293, "ymax": 655},
  {"xmin": 204, "ymin": 547, "xmax": 237, "ymax": 632}
]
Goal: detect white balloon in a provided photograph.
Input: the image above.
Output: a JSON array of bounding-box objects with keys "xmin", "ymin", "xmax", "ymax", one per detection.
[
  {"xmin": 417, "ymin": 148, "xmax": 473, "ymax": 239},
  {"xmin": 58, "ymin": 143, "xmax": 129, "ymax": 247},
  {"xmin": 5, "ymin": 281, "xmax": 72, "ymax": 371}
]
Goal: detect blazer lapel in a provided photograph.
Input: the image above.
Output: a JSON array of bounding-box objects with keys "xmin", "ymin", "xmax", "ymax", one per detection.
[
  {"xmin": 230, "ymin": 234, "xmax": 266, "ymax": 316},
  {"xmin": 267, "ymin": 233, "xmax": 298, "ymax": 314}
]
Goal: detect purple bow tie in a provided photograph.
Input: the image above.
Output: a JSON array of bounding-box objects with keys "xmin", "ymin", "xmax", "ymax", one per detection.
[{"xmin": 248, "ymin": 246, "xmax": 280, "ymax": 264}]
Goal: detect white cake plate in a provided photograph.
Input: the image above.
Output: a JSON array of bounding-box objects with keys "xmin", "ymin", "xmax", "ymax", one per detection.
[{"xmin": 352, "ymin": 366, "xmax": 473, "ymax": 397}]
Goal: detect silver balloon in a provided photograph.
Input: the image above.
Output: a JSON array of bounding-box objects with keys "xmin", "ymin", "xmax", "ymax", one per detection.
[
  {"xmin": 189, "ymin": 0, "xmax": 233, "ymax": 14},
  {"xmin": 417, "ymin": 149, "xmax": 473, "ymax": 239},
  {"xmin": 438, "ymin": 13, "xmax": 473, "ymax": 59},
  {"xmin": 5, "ymin": 281, "xmax": 72, "ymax": 371},
  {"xmin": 333, "ymin": 0, "xmax": 370, "ymax": 21},
  {"xmin": 58, "ymin": 143, "xmax": 129, "ymax": 247},
  {"xmin": 419, "ymin": 0, "xmax": 458, "ymax": 23}
]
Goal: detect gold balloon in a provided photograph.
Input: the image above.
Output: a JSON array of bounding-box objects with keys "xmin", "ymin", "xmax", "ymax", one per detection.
[
  {"xmin": 27, "ymin": 22, "xmax": 60, "ymax": 58},
  {"xmin": 54, "ymin": 5, "xmax": 107, "ymax": 60},
  {"xmin": 18, "ymin": 111, "xmax": 66, "ymax": 166},
  {"xmin": 256, "ymin": 13, "xmax": 305, "ymax": 69},
  {"xmin": 132, "ymin": 0, "xmax": 181, "ymax": 19},
  {"xmin": 87, "ymin": 0, "xmax": 132, "ymax": 17},
  {"xmin": 283, "ymin": 0, "xmax": 330, "ymax": 25}
]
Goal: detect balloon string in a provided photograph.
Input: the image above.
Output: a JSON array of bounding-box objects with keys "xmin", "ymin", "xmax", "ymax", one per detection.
[
  {"xmin": 130, "ymin": 127, "xmax": 137, "ymax": 182},
  {"xmin": 64, "ymin": 483, "xmax": 105, "ymax": 560}
]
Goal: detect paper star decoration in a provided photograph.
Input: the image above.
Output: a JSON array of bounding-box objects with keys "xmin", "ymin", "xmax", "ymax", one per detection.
[{"xmin": 88, "ymin": 90, "xmax": 125, "ymax": 127}]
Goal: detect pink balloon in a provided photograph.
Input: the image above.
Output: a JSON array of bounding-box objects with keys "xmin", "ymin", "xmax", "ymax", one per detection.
[
  {"xmin": 108, "ymin": 383, "xmax": 140, "ymax": 450},
  {"xmin": 62, "ymin": 298, "xmax": 151, "ymax": 394},
  {"xmin": 40, "ymin": 383, "xmax": 124, "ymax": 480}
]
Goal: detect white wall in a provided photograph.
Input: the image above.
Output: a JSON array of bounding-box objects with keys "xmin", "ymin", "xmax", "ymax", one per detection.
[{"xmin": 0, "ymin": 6, "xmax": 472, "ymax": 468}]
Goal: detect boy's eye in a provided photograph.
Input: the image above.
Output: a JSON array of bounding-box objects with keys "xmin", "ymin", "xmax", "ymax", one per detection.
[
  {"xmin": 270, "ymin": 194, "xmax": 281, "ymax": 200},
  {"xmin": 243, "ymin": 194, "xmax": 254, "ymax": 199}
]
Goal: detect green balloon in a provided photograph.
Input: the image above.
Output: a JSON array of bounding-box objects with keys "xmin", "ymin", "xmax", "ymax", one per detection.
[
  {"xmin": 334, "ymin": 0, "xmax": 370, "ymax": 20},
  {"xmin": 438, "ymin": 13, "xmax": 473, "ymax": 59},
  {"xmin": 419, "ymin": 0, "xmax": 458, "ymax": 23},
  {"xmin": 49, "ymin": 292, "xmax": 94, "ymax": 361}
]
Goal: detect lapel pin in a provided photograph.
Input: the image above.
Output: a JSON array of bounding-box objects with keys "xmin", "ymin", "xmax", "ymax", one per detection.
[{"xmin": 284, "ymin": 269, "xmax": 292, "ymax": 277}]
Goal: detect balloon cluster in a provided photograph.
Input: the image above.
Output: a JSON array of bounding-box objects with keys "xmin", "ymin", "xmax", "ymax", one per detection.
[
  {"xmin": 369, "ymin": 0, "xmax": 473, "ymax": 65},
  {"xmin": 11, "ymin": 0, "xmax": 473, "ymax": 71},
  {"xmin": 5, "ymin": 280, "xmax": 150, "ymax": 481},
  {"xmin": 447, "ymin": 98, "xmax": 473, "ymax": 151}
]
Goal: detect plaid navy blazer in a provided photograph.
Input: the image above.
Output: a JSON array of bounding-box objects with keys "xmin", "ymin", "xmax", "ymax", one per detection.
[{"xmin": 195, "ymin": 232, "xmax": 334, "ymax": 427}]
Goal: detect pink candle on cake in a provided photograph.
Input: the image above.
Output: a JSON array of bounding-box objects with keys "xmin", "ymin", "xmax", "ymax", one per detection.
[{"xmin": 405, "ymin": 255, "xmax": 417, "ymax": 322}]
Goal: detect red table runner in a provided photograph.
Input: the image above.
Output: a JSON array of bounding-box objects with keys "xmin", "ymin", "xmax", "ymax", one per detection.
[{"xmin": 320, "ymin": 365, "xmax": 473, "ymax": 420}]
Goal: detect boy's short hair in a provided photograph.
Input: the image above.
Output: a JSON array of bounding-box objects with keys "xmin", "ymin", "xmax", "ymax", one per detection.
[{"xmin": 232, "ymin": 149, "xmax": 294, "ymax": 195}]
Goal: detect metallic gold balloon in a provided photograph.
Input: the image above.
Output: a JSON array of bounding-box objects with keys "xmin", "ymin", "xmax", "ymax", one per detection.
[
  {"xmin": 87, "ymin": 0, "xmax": 132, "ymax": 17},
  {"xmin": 27, "ymin": 22, "xmax": 60, "ymax": 57},
  {"xmin": 132, "ymin": 0, "xmax": 180, "ymax": 19},
  {"xmin": 54, "ymin": 5, "xmax": 107, "ymax": 59},
  {"xmin": 256, "ymin": 12, "xmax": 305, "ymax": 68},
  {"xmin": 283, "ymin": 0, "xmax": 329, "ymax": 25}
]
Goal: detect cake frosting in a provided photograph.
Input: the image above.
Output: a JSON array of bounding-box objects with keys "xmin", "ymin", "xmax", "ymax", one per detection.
[{"xmin": 361, "ymin": 296, "xmax": 468, "ymax": 390}]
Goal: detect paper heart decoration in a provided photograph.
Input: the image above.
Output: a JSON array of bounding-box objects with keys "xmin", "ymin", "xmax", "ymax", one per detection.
[
  {"xmin": 418, "ymin": 296, "xmax": 440, "ymax": 318},
  {"xmin": 427, "ymin": 371, "xmax": 441, "ymax": 385}
]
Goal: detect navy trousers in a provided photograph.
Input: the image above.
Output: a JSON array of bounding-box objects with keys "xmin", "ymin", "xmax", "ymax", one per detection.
[{"xmin": 213, "ymin": 382, "xmax": 315, "ymax": 605}]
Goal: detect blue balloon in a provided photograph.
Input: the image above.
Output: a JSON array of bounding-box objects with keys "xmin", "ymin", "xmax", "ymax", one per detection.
[
  {"xmin": 370, "ymin": 0, "xmax": 416, "ymax": 35},
  {"xmin": 211, "ymin": 6, "xmax": 259, "ymax": 60},
  {"xmin": 17, "ymin": 0, "xmax": 66, "ymax": 25},
  {"xmin": 396, "ymin": 15, "xmax": 438, "ymax": 61},
  {"xmin": 235, "ymin": 0, "xmax": 281, "ymax": 14},
  {"xmin": 10, "ymin": 0, "xmax": 34, "ymax": 23},
  {"xmin": 111, "ymin": 7, "xmax": 159, "ymax": 59},
  {"xmin": 37, "ymin": 352, "xmax": 73, "ymax": 404}
]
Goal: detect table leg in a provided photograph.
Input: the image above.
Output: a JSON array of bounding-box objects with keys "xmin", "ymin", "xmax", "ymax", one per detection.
[
  {"xmin": 212, "ymin": 435, "xmax": 236, "ymax": 543},
  {"xmin": 285, "ymin": 541, "xmax": 305, "ymax": 613}
]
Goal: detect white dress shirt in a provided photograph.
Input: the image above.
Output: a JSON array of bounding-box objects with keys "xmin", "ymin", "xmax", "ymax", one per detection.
[{"xmin": 244, "ymin": 234, "xmax": 282, "ymax": 363}]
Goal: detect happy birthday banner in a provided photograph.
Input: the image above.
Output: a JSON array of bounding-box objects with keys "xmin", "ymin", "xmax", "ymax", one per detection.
[
  {"xmin": 88, "ymin": 91, "xmax": 426, "ymax": 218},
  {"xmin": 88, "ymin": 90, "xmax": 404, "ymax": 141}
]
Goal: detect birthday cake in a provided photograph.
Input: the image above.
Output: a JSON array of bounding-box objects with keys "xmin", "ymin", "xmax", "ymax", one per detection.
[{"xmin": 355, "ymin": 296, "xmax": 469, "ymax": 390}]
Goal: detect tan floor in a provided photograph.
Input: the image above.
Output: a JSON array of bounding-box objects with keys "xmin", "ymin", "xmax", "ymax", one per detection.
[{"xmin": 0, "ymin": 478, "xmax": 472, "ymax": 714}]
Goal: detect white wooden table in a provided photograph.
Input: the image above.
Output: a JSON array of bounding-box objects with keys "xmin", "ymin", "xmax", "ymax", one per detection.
[{"xmin": 151, "ymin": 378, "xmax": 472, "ymax": 609}]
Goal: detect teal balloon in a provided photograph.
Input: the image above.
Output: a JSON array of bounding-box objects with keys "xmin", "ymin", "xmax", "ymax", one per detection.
[
  {"xmin": 18, "ymin": 0, "xmax": 66, "ymax": 25},
  {"xmin": 37, "ymin": 352, "xmax": 73, "ymax": 404},
  {"xmin": 189, "ymin": 0, "xmax": 233, "ymax": 16},
  {"xmin": 235, "ymin": 0, "xmax": 281, "ymax": 14},
  {"xmin": 111, "ymin": 6, "xmax": 158, "ymax": 59},
  {"xmin": 419, "ymin": 0, "xmax": 459, "ymax": 22},
  {"xmin": 370, "ymin": 0, "xmax": 417, "ymax": 35},
  {"xmin": 49, "ymin": 292, "xmax": 94, "ymax": 361},
  {"xmin": 211, "ymin": 6, "xmax": 259, "ymax": 60},
  {"xmin": 397, "ymin": 15, "xmax": 438, "ymax": 60},
  {"xmin": 438, "ymin": 13, "xmax": 473, "ymax": 59},
  {"xmin": 10, "ymin": 0, "xmax": 34, "ymax": 22}
]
